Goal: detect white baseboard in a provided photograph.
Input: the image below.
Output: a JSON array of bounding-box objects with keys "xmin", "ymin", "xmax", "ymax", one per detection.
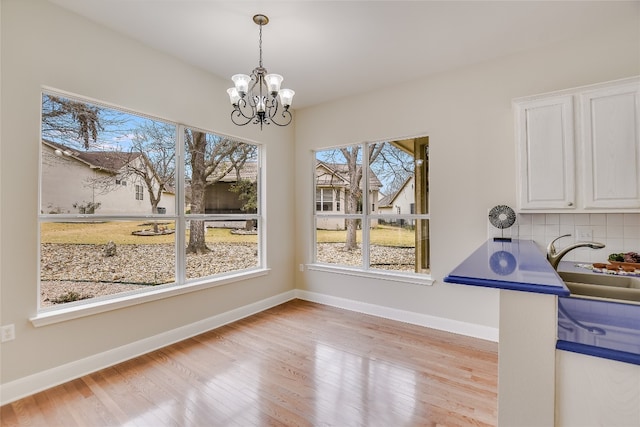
[
  {"xmin": 1, "ymin": 289, "xmax": 498, "ymax": 405},
  {"xmin": 0, "ymin": 290, "xmax": 296, "ymax": 406},
  {"xmin": 295, "ymin": 289, "xmax": 499, "ymax": 343}
]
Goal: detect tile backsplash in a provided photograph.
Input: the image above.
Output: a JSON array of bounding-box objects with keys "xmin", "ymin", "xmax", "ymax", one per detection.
[{"xmin": 488, "ymin": 213, "xmax": 640, "ymax": 263}]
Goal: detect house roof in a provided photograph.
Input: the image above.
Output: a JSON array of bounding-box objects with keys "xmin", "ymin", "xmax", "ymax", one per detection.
[
  {"xmin": 43, "ymin": 140, "xmax": 142, "ymax": 174},
  {"xmin": 211, "ymin": 162, "xmax": 258, "ymax": 183},
  {"xmin": 43, "ymin": 139, "xmax": 176, "ymax": 195},
  {"xmin": 378, "ymin": 176, "xmax": 413, "ymax": 208},
  {"xmin": 316, "ymin": 161, "xmax": 382, "ymax": 191}
]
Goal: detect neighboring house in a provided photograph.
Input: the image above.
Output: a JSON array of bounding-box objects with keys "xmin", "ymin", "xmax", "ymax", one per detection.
[
  {"xmin": 377, "ymin": 175, "xmax": 415, "ymax": 225},
  {"xmin": 202, "ymin": 162, "xmax": 258, "ymax": 214},
  {"xmin": 315, "ymin": 161, "xmax": 381, "ymax": 230},
  {"xmin": 186, "ymin": 161, "xmax": 259, "ymax": 229},
  {"xmin": 41, "ymin": 140, "xmax": 176, "ymax": 215}
]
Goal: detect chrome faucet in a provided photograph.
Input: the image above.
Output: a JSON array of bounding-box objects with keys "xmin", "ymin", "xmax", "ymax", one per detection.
[{"xmin": 546, "ymin": 234, "xmax": 605, "ymax": 270}]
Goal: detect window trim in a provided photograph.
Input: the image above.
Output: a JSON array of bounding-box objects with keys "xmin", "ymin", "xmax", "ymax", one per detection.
[
  {"xmin": 312, "ymin": 140, "xmax": 431, "ymax": 279},
  {"xmin": 31, "ymin": 268, "xmax": 270, "ymax": 327},
  {"xmin": 38, "ymin": 88, "xmax": 267, "ymax": 315},
  {"xmin": 307, "ymin": 263, "xmax": 433, "ymax": 286}
]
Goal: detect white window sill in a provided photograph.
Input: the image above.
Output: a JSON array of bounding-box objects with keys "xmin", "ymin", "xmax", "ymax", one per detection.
[
  {"xmin": 306, "ymin": 264, "xmax": 434, "ymax": 286},
  {"xmin": 31, "ymin": 268, "xmax": 270, "ymax": 327}
]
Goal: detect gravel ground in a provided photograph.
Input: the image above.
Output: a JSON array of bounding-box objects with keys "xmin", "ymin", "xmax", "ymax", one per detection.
[
  {"xmin": 40, "ymin": 242, "xmax": 415, "ymax": 307},
  {"xmin": 316, "ymin": 243, "xmax": 416, "ymax": 271},
  {"xmin": 40, "ymin": 242, "xmax": 258, "ymax": 307}
]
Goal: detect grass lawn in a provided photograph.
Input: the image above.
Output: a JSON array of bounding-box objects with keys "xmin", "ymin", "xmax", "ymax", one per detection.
[
  {"xmin": 40, "ymin": 221, "xmax": 258, "ymax": 245},
  {"xmin": 317, "ymin": 224, "xmax": 415, "ymax": 247},
  {"xmin": 42, "ymin": 222, "xmax": 413, "ymax": 247}
]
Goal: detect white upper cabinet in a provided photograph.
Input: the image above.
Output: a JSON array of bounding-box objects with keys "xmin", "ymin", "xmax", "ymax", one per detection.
[
  {"xmin": 514, "ymin": 77, "xmax": 640, "ymax": 212},
  {"xmin": 515, "ymin": 95, "xmax": 575, "ymax": 210},
  {"xmin": 581, "ymin": 82, "xmax": 640, "ymax": 209}
]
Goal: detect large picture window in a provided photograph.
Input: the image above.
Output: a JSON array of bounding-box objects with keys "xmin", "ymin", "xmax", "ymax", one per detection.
[
  {"xmin": 314, "ymin": 138, "xmax": 430, "ymax": 275},
  {"xmin": 39, "ymin": 91, "xmax": 262, "ymax": 309}
]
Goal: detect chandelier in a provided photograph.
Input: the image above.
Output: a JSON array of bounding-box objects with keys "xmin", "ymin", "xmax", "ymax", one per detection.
[{"xmin": 227, "ymin": 14, "xmax": 295, "ymax": 129}]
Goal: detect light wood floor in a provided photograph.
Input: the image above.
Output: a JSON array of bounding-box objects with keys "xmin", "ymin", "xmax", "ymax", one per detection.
[{"xmin": 1, "ymin": 300, "xmax": 498, "ymax": 426}]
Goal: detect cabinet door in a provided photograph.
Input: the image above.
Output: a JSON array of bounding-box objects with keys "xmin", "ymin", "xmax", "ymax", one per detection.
[
  {"xmin": 556, "ymin": 350, "xmax": 640, "ymax": 427},
  {"xmin": 582, "ymin": 82, "xmax": 640, "ymax": 209},
  {"xmin": 515, "ymin": 96, "xmax": 575, "ymax": 210}
]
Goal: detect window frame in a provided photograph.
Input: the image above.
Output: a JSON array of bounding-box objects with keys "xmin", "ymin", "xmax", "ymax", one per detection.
[
  {"xmin": 316, "ymin": 188, "xmax": 336, "ymax": 212},
  {"xmin": 34, "ymin": 88, "xmax": 267, "ymax": 326},
  {"xmin": 311, "ymin": 139, "xmax": 432, "ymax": 285}
]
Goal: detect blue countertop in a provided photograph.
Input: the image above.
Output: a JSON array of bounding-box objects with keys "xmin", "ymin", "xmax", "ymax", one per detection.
[
  {"xmin": 444, "ymin": 239, "xmax": 639, "ymax": 365},
  {"xmin": 443, "ymin": 239, "xmax": 569, "ymax": 296}
]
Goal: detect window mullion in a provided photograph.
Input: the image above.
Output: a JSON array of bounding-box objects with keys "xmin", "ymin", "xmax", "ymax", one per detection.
[
  {"xmin": 362, "ymin": 143, "xmax": 370, "ymax": 270},
  {"xmin": 175, "ymin": 125, "xmax": 186, "ymax": 284},
  {"xmin": 258, "ymin": 161, "xmax": 265, "ymax": 269}
]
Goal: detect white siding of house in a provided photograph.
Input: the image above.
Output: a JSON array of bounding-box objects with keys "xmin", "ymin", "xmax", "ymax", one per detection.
[
  {"xmin": 316, "ymin": 216, "xmax": 343, "ymax": 231},
  {"xmin": 378, "ymin": 177, "xmax": 415, "ymax": 216},
  {"xmin": 41, "ymin": 146, "xmax": 99, "ymax": 214},
  {"xmin": 41, "ymin": 144, "xmax": 176, "ymax": 215}
]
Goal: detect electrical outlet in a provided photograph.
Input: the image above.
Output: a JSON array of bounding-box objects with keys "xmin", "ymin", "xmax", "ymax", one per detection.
[
  {"xmin": 1, "ymin": 324, "xmax": 15, "ymax": 342},
  {"xmin": 575, "ymin": 226, "xmax": 593, "ymax": 241},
  {"xmin": 299, "ymin": 264, "xmax": 304, "ymax": 272},
  {"xmin": 576, "ymin": 225, "xmax": 593, "ymax": 242}
]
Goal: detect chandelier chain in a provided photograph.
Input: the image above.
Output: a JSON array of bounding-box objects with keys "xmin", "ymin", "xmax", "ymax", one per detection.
[{"xmin": 258, "ymin": 23, "xmax": 263, "ymax": 68}]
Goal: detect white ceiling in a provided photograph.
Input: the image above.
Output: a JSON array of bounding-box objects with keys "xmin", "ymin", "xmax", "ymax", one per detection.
[{"xmin": 48, "ymin": 1, "xmax": 639, "ymax": 109}]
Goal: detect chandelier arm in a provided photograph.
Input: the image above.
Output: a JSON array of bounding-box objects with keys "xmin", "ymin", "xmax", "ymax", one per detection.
[
  {"xmin": 265, "ymin": 97, "xmax": 279, "ymax": 118},
  {"xmin": 239, "ymin": 98, "xmax": 259, "ymax": 117},
  {"xmin": 259, "ymin": 97, "xmax": 291, "ymax": 126},
  {"xmin": 230, "ymin": 109, "xmax": 254, "ymax": 126},
  {"xmin": 269, "ymin": 109, "xmax": 293, "ymax": 127},
  {"xmin": 230, "ymin": 99, "xmax": 256, "ymax": 125},
  {"xmin": 248, "ymin": 70, "xmax": 262, "ymax": 99}
]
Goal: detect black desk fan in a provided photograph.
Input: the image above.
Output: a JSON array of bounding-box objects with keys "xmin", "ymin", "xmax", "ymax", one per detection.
[{"xmin": 488, "ymin": 205, "xmax": 516, "ymax": 242}]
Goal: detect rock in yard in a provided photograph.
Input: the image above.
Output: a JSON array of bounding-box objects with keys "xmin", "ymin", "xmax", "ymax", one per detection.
[{"xmin": 103, "ymin": 241, "xmax": 117, "ymax": 257}]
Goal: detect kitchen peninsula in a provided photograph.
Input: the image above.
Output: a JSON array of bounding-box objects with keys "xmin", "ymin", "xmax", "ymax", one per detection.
[
  {"xmin": 445, "ymin": 238, "xmax": 640, "ymax": 426},
  {"xmin": 444, "ymin": 238, "xmax": 565, "ymax": 426}
]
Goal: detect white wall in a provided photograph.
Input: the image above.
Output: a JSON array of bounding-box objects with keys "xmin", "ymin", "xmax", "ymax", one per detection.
[
  {"xmin": 0, "ymin": 0, "xmax": 294, "ymax": 390},
  {"xmin": 294, "ymin": 14, "xmax": 640, "ymax": 331}
]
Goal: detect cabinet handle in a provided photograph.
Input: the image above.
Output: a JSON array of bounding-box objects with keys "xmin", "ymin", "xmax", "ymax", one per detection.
[{"xmin": 568, "ymin": 202, "xmax": 573, "ymax": 207}]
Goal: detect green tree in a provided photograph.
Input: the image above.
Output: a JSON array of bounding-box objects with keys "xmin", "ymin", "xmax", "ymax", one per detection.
[{"xmin": 230, "ymin": 178, "xmax": 258, "ymax": 230}]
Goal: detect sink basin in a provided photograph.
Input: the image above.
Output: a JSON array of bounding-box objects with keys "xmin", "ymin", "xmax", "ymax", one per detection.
[{"xmin": 559, "ymin": 271, "xmax": 640, "ymax": 303}]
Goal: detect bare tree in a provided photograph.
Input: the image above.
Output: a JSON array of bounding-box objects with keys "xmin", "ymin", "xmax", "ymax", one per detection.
[
  {"xmin": 79, "ymin": 120, "xmax": 176, "ymax": 227},
  {"xmin": 128, "ymin": 122, "xmax": 176, "ymax": 215},
  {"xmin": 370, "ymin": 143, "xmax": 415, "ymax": 195},
  {"xmin": 42, "ymin": 95, "xmax": 103, "ymax": 149},
  {"xmin": 185, "ymin": 129, "xmax": 257, "ymax": 254},
  {"xmin": 320, "ymin": 143, "xmax": 385, "ymax": 250}
]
